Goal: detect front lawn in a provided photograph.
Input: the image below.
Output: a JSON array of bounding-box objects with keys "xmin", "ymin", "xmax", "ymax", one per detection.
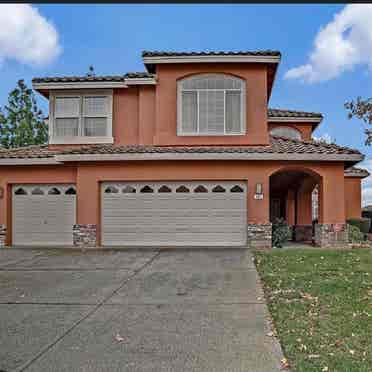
[{"xmin": 254, "ymin": 248, "xmax": 372, "ymax": 372}]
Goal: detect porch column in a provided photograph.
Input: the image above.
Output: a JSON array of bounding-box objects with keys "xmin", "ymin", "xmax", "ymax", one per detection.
[
  {"xmin": 74, "ymin": 166, "xmax": 99, "ymax": 247},
  {"xmin": 315, "ymin": 166, "xmax": 347, "ymax": 247},
  {"xmin": 247, "ymin": 175, "xmax": 272, "ymax": 250}
]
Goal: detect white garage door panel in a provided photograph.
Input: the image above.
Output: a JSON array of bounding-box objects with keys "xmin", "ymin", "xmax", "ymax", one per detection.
[
  {"xmin": 12, "ymin": 184, "xmax": 76, "ymax": 246},
  {"xmin": 102, "ymin": 181, "xmax": 247, "ymax": 246}
]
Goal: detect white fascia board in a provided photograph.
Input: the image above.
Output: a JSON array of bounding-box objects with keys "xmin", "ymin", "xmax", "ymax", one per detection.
[
  {"xmin": 32, "ymin": 81, "xmax": 128, "ymax": 90},
  {"xmin": 55, "ymin": 152, "xmax": 364, "ymax": 163},
  {"xmin": 124, "ymin": 77, "xmax": 157, "ymax": 85},
  {"xmin": 268, "ymin": 117, "xmax": 322, "ymax": 123},
  {"xmin": 0, "ymin": 158, "xmax": 60, "ymax": 165},
  {"xmin": 143, "ymin": 55, "xmax": 281, "ymax": 65}
]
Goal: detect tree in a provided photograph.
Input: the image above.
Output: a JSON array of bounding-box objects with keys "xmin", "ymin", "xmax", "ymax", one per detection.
[
  {"xmin": 345, "ymin": 97, "xmax": 372, "ymax": 145},
  {"xmin": 0, "ymin": 79, "xmax": 48, "ymax": 149}
]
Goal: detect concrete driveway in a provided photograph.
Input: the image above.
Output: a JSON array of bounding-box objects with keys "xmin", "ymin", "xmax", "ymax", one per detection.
[{"xmin": 0, "ymin": 248, "xmax": 283, "ymax": 372}]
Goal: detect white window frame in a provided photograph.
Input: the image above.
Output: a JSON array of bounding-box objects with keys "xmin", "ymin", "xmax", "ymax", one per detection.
[
  {"xmin": 49, "ymin": 89, "xmax": 113, "ymax": 144},
  {"xmin": 177, "ymin": 74, "xmax": 246, "ymax": 136}
]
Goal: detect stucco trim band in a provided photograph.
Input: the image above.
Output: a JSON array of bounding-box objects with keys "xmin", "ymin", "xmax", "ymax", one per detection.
[{"xmin": 55, "ymin": 153, "xmax": 364, "ymax": 163}]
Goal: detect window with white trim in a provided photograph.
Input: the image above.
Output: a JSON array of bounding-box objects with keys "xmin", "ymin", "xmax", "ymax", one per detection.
[
  {"xmin": 50, "ymin": 90, "xmax": 113, "ymax": 144},
  {"xmin": 177, "ymin": 74, "xmax": 246, "ymax": 136},
  {"xmin": 270, "ymin": 126, "xmax": 302, "ymax": 140}
]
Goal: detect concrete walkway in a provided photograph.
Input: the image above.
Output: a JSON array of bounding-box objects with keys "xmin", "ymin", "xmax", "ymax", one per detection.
[{"xmin": 0, "ymin": 248, "xmax": 283, "ymax": 372}]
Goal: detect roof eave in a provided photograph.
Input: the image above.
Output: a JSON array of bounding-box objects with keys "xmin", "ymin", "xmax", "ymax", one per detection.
[
  {"xmin": 54, "ymin": 152, "xmax": 364, "ymax": 163},
  {"xmin": 144, "ymin": 54, "xmax": 281, "ymax": 74}
]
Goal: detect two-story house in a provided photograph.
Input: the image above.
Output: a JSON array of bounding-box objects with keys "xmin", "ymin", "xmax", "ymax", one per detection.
[{"xmin": 0, "ymin": 50, "xmax": 368, "ymax": 248}]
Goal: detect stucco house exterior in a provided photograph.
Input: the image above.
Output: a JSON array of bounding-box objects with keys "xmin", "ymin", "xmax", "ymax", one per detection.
[{"xmin": 0, "ymin": 50, "xmax": 369, "ymax": 249}]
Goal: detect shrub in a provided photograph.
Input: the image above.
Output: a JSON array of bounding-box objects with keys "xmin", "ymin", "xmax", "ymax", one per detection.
[
  {"xmin": 272, "ymin": 218, "xmax": 291, "ymax": 248},
  {"xmin": 348, "ymin": 224, "xmax": 364, "ymax": 243},
  {"xmin": 347, "ymin": 218, "xmax": 371, "ymax": 235}
]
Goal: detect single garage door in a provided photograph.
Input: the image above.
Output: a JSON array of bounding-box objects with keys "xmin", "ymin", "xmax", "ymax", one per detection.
[
  {"xmin": 102, "ymin": 181, "xmax": 247, "ymax": 246},
  {"xmin": 12, "ymin": 184, "xmax": 76, "ymax": 246}
]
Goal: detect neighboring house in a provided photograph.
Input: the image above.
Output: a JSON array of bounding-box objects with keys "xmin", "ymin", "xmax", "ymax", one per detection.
[{"xmin": 0, "ymin": 50, "xmax": 369, "ymax": 249}]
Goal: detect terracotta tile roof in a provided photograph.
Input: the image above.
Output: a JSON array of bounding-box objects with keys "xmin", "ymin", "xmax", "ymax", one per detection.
[
  {"xmin": 268, "ymin": 108, "xmax": 323, "ymax": 119},
  {"xmin": 142, "ymin": 50, "xmax": 281, "ymax": 57},
  {"xmin": 32, "ymin": 72, "xmax": 155, "ymax": 84},
  {"xmin": 0, "ymin": 145, "xmax": 58, "ymax": 159},
  {"xmin": 344, "ymin": 166, "xmax": 370, "ymax": 178},
  {"xmin": 0, "ymin": 137, "xmax": 362, "ymax": 160}
]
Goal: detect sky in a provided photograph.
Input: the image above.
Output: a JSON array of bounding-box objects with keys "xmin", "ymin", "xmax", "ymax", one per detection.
[{"xmin": 1, "ymin": 4, "xmax": 372, "ymax": 205}]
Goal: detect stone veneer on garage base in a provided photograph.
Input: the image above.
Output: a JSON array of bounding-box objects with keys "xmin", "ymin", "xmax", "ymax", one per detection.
[
  {"xmin": 73, "ymin": 224, "xmax": 97, "ymax": 247},
  {"xmin": 247, "ymin": 223, "xmax": 272, "ymax": 250},
  {"xmin": 314, "ymin": 223, "xmax": 348, "ymax": 247}
]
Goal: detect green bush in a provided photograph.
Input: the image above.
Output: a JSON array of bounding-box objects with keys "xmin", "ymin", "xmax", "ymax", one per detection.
[
  {"xmin": 272, "ymin": 218, "xmax": 291, "ymax": 248},
  {"xmin": 346, "ymin": 218, "xmax": 371, "ymax": 235},
  {"xmin": 348, "ymin": 224, "xmax": 364, "ymax": 243}
]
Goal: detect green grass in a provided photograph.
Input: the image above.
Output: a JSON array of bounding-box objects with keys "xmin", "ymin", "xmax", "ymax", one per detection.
[{"xmin": 254, "ymin": 248, "xmax": 372, "ymax": 372}]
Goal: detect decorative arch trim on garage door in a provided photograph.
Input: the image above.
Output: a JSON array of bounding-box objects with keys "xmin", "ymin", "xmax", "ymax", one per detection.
[
  {"xmin": 12, "ymin": 184, "xmax": 76, "ymax": 246},
  {"xmin": 101, "ymin": 181, "xmax": 247, "ymax": 247}
]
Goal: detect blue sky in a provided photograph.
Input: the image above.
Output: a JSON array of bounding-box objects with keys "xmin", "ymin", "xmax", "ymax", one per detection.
[{"xmin": 1, "ymin": 4, "xmax": 372, "ymax": 203}]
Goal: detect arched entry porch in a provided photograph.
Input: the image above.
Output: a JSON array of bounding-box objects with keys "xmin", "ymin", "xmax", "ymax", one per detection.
[{"xmin": 269, "ymin": 167, "xmax": 321, "ymax": 244}]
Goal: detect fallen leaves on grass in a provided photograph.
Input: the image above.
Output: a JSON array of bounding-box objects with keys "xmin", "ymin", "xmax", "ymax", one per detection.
[
  {"xmin": 114, "ymin": 333, "xmax": 125, "ymax": 342},
  {"xmin": 280, "ymin": 357, "xmax": 290, "ymax": 369}
]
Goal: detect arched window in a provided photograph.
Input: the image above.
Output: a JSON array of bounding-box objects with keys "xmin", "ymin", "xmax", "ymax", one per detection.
[
  {"xmin": 270, "ymin": 126, "xmax": 302, "ymax": 140},
  {"xmin": 176, "ymin": 185, "xmax": 190, "ymax": 193},
  {"xmin": 48, "ymin": 187, "xmax": 61, "ymax": 195},
  {"xmin": 65, "ymin": 187, "xmax": 76, "ymax": 195},
  {"xmin": 31, "ymin": 187, "xmax": 44, "ymax": 195},
  {"xmin": 194, "ymin": 185, "xmax": 208, "ymax": 193},
  {"xmin": 177, "ymin": 74, "xmax": 245, "ymax": 136},
  {"xmin": 158, "ymin": 185, "xmax": 172, "ymax": 193},
  {"xmin": 212, "ymin": 185, "xmax": 226, "ymax": 193},
  {"xmin": 140, "ymin": 185, "xmax": 154, "ymax": 193},
  {"xmin": 122, "ymin": 185, "xmax": 136, "ymax": 193},
  {"xmin": 104, "ymin": 186, "xmax": 118, "ymax": 194},
  {"xmin": 14, "ymin": 187, "xmax": 27, "ymax": 195},
  {"xmin": 230, "ymin": 185, "xmax": 244, "ymax": 193}
]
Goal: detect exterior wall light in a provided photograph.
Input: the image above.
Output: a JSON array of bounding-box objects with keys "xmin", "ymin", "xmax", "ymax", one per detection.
[{"xmin": 254, "ymin": 183, "xmax": 264, "ymax": 200}]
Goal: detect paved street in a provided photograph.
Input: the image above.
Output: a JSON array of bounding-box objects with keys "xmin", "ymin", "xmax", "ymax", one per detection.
[{"xmin": 0, "ymin": 248, "xmax": 283, "ymax": 372}]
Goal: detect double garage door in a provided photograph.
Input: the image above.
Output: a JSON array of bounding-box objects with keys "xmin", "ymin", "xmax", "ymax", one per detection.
[
  {"xmin": 12, "ymin": 184, "xmax": 76, "ymax": 246},
  {"xmin": 102, "ymin": 182, "xmax": 247, "ymax": 246},
  {"xmin": 11, "ymin": 181, "xmax": 247, "ymax": 246}
]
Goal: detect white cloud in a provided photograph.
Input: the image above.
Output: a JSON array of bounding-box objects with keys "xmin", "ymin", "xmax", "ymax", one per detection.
[
  {"xmin": 312, "ymin": 133, "xmax": 333, "ymax": 144},
  {"xmin": 285, "ymin": 4, "xmax": 372, "ymax": 83},
  {"xmin": 0, "ymin": 4, "xmax": 61, "ymax": 66},
  {"xmin": 358, "ymin": 158, "xmax": 372, "ymax": 206}
]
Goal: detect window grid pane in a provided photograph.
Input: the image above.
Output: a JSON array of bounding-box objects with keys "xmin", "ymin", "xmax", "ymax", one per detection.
[
  {"xmin": 55, "ymin": 97, "xmax": 80, "ymax": 117},
  {"xmin": 225, "ymin": 91, "xmax": 241, "ymax": 133},
  {"xmin": 83, "ymin": 117, "xmax": 107, "ymax": 137},
  {"xmin": 83, "ymin": 96, "xmax": 107, "ymax": 116},
  {"xmin": 199, "ymin": 90, "xmax": 225, "ymax": 134},
  {"xmin": 55, "ymin": 118, "xmax": 79, "ymax": 137},
  {"xmin": 181, "ymin": 91, "xmax": 198, "ymax": 133}
]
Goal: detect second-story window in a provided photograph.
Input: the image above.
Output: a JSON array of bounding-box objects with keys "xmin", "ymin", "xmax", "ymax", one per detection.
[
  {"xmin": 177, "ymin": 74, "xmax": 246, "ymax": 136},
  {"xmin": 51, "ymin": 90, "xmax": 113, "ymax": 144}
]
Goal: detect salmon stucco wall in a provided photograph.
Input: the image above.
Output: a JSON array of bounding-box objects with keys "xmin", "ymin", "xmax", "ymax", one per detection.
[
  {"xmin": 0, "ymin": 160, "xmax": 348, "ymax": 245},
  {"xmin": 344, "ymin": 177, "xmax": 362, "ymax": 219},
  {"xmin": 153, "ymin": 63, "xmax": 269, "ymax": 146}
]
